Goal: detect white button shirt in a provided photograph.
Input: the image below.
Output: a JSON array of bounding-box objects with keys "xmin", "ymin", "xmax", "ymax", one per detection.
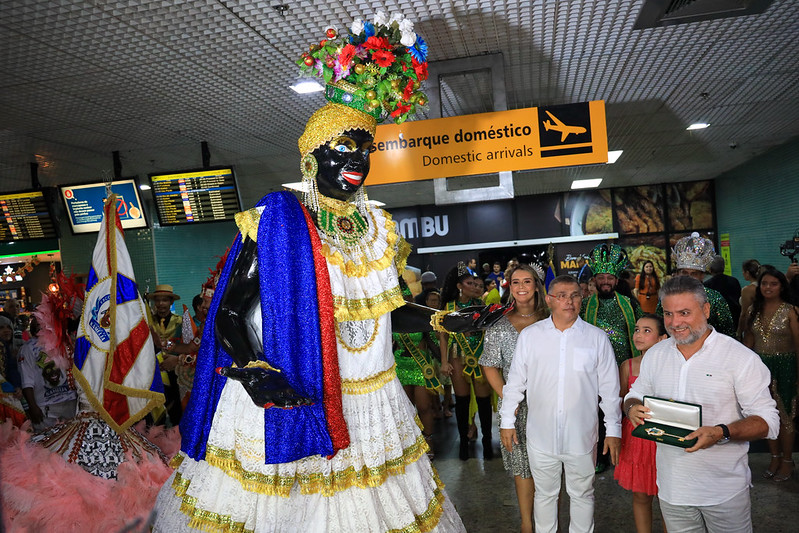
[
  {"xmin": 500, "ymin": 316, "xmax": 622, "ymax": 456},
  {"xmin": 625, "ymin": 328, "xmax": 779, "ymax": 506}
]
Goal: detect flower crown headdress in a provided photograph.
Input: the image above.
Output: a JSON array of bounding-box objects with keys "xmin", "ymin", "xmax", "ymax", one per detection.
[
  {"xmin": 672, "ymin": 232, "xmax": 715, "ymax": 272},
  {"xmin": 297, "ymin": 10, "xmax": 429, "ymax": 129},
  {"xmin": 588, "ymin": 243, "xmax": 629, "ymax": 277}
]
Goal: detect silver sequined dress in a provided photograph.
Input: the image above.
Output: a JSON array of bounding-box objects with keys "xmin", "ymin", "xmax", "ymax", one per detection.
[{"xmin": 479, "ymin": 316, "xmax": 532, "ymax": 478}]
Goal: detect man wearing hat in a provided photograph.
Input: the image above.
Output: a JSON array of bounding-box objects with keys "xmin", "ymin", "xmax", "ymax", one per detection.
[
  {"xmin": 414, "ymin": 271, "xmax": 439, "ymax": 305},
  {"xmin": 580, "ymin": 243, "xmax": 643, "ymax": 366},
  {"xmin": 148, "ymin": 284, "xmax": 184, "ymax": 425},
  {"xmin": 663, "ymin": 232, "xmax": 735, "ymax": 337}
]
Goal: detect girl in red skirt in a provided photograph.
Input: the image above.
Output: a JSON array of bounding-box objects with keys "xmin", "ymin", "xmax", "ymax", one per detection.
[{"xmin": 615, "ymin": 314, "xmax": 668, "ymax": 533}]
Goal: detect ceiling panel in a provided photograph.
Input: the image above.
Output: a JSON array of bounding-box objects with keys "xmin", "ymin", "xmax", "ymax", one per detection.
[{"xmin": 0, "ymin": 0, "xmax": 796, "ymax": 209}]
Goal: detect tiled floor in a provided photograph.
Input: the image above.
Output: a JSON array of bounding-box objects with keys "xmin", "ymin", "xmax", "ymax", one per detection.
[{"xmin": 429, "ymin": 413, "xmax": 799, "ymax": 532}]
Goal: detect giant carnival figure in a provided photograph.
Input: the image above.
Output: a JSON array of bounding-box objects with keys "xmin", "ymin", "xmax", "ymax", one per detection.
[{"xmin": 153, "ymin": 12, "xmax": 505, "ymax": 532}]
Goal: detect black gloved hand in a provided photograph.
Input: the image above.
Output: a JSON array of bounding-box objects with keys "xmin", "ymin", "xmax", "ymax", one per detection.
[
  {"xmin": 216, "ymin": 366, "xmax": 314, "ymax": 409},
  {"xmin": 441, "ymin": 302, "xmax": 513, "ymax": 333}
]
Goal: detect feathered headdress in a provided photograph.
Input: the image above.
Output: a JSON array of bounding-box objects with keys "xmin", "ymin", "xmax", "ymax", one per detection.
[
  {"xmin": 202, "ymin": 248, "xmax": 230, "ymax": 300},
  {"xmin": 33, "ymin": 272, "xmax": 85, "ymax": 371},
  {"xmin": 587, "ymin": 243, "xmax": 629, "ymax": 277}
]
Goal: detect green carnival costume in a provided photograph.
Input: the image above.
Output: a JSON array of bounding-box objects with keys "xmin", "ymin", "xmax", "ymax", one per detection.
[
  {"xmin": 582, "ymin": 292, "xmax": 642, "ymax": 365},
  {"xmin": 393, "ymin": 332, "xmax": 442, "ymax": 392},
  {"xmin": 446, "ymin": 299, "xmax": 486, "ymax": 381},
  {"xmin": 580, "ymin": 244, "xmax": 642, "ymax": 365}
]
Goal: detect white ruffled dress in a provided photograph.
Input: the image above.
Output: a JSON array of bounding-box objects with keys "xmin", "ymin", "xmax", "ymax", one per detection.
[{"xmin": 153, "ymin": 204, "xmax": 466, "ymax": 533}]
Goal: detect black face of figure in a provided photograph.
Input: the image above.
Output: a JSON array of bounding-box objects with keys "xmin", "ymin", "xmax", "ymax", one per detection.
[{"xmin": 312, "ymin": 128, "xmax": 374, "ymax": 201}]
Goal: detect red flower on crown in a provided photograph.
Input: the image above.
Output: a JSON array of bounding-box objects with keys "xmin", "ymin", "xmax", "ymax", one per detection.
[
  {"xmin": 390, "ymin": 102, "xmax": 411, "ymax": 118},
  {"xmin": 372, "ymin": 49, "xmax": 396, "ymax": 68},
  {"xmin": 364, "ymin": 36, "xmax": 391, "ymax": 51},
  {"xmin": 412, "ymin": 57, "xmax": 428, "ymax": 81},
  {"xmin": 403, "ymin": 79, "xmax": 415, "ymax": 101},
  {"xmin": 338, "ymin": 44, "xmax": 356, "ymax": 67}
]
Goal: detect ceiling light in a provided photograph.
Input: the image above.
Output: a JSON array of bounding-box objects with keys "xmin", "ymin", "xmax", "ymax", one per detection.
[
  {"xmin": 290, "ymin": 80, "xmax": 324, "ymax": 94},
  {"xmin": 282, "ymin": 182, "xmax": 308, "ymax": 193},
  {"xmin": 571, "ymin": 179, "xmax": 603, "ymax": 190},
  {"xmin": 607, "ymin": 150, "xmax": 623, "ymax": 164},
  {"xmin": 139, "ymin": 184, "xmax": 151, "ymax": 190},
  {"xmin": 686, "ymin": 123, "xmax": 710, "ymax": 130}
]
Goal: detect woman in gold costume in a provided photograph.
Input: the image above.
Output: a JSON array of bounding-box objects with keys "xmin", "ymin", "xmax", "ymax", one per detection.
[{"xmin": 742, "ymin": 267, "xmax": 799, "ymax": 483}]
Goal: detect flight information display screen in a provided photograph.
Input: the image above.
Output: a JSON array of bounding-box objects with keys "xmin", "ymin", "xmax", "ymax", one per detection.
[
  {"xmin": 60, "ymin": 179, "xmax": 148, "ymax": 234},
  {"xmin": 149, "ymin": 167, "xmax": 241, "ymax": 226},
  {"xmin": 0, "ymin": 190, "xmax": 58, "ymax": 242}
]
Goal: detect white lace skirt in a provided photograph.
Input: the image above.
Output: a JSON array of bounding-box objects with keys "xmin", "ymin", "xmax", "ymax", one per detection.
[{"xmin": 153, "ymin": 372, "xmax": 465, "ymax": 532}]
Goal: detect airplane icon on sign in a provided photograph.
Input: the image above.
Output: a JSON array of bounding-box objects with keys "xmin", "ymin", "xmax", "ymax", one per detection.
[{"xmin": 543, "ymin": 111, "xmax": 587, "ymax": 142}]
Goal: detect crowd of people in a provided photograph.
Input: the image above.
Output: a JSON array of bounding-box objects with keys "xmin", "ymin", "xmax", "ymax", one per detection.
[
  {"xmin": 389, "ymin": 233, "xmax": 794, "ymax": 533},
  {"xmin": 0, "ymin": 10, "xmax": 795, "ymax": 532},
  {"xmin": 1, "ymin": 231, "xmax": 795, "ymax": 532}
]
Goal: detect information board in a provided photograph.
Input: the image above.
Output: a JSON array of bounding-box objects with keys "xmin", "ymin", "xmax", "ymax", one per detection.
[
  {"xmin": 0, "ymin": 190, "xmax": 57, "ymax": 242},
  {"xmin": 369, "ymin": 101, "xmax": 608, "ymax": 185},
  {"xmin": 60, "ymin": 179, "xmax": 148, "ymax": 234},
  {"xmin": 149, "ymin": 167, "xmax": 241, "ymax": 226}
]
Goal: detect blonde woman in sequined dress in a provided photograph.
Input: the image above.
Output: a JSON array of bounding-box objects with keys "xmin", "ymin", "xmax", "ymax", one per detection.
[
  {"xmin": 480, "ymin": 265, "xmax": 549, "ymax": 533},
  {"xmin": 742, "ymin": 267, "xmax": 799, "ymax": 482}
]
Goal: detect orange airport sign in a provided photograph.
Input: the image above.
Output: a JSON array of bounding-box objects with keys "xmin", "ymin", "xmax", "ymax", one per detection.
[{"xmin": 368, "ymin": 101, "xmax": 608, "ymax": 185}]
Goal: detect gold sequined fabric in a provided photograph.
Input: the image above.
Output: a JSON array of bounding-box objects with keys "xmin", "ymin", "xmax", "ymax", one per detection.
[
  {"xmin": 298, "ymin": 103, "xmax": 377, "ymax": 158},
  {"xmin": 751, "ymin": 303, "xmax": 795, "ymax": 354}
]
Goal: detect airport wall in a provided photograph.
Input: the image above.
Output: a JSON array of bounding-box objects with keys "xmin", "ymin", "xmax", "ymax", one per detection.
[{"xmin": 715, "ymin": 135, "xmax": 799, "ymax": 283}]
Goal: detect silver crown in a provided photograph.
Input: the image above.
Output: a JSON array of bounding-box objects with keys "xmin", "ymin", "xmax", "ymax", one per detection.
[
  {"xmin": 530, "ymin": 262, "xmax": 546, "ymax": 282},
  {"xmin": 673, "ymin": 232, "xmax": 715, "ymax": 272}
]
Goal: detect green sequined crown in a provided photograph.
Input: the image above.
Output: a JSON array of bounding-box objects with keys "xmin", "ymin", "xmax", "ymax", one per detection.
[{"xmin": 588, "ymin": 243, "xmax": 629, "ymax": 277}]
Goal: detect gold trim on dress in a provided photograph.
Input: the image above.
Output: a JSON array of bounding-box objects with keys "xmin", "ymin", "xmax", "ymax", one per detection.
[
  {"xmin": 173, "ymin": 471, "xmax": 254, "ymax": 533},
  {"xmin": 341, "ymin": 363, "xmax": 397, "ymax": 395},
  {"xmin": 171, "ymin": 460, "xmax": 445, "ymax": 533},
  {"xmin": 333, "ymin": 286, "xmax": 406, "ymax": 322},
  {"xmin": 387, "ymin": 482, "xmax": 446, "ymax": 533},
  {"xmin": 395, "ymin": 235, "xmax": 412, "ymax": 275},
  {"xmin": 199, "ymin": 431, "xmax": 427, "ymax": 498},
  {"xmin": 171, "ymin": 452, "xmax": 185, "ymax": 469}
]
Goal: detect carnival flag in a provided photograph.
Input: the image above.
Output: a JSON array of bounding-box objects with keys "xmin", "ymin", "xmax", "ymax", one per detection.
[
  {"xmin": 72, "ymin": 193, "xmax": 164, "ymax": 433},
  {"xmin": 544, "ymin": 262, "xmax": 556, "ymax": 292}
]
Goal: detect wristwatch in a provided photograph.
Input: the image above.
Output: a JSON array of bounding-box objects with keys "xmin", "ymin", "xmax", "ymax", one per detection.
[{"xmin": 715, "ymin": 423, "xmax": 731, "ymax": 444}]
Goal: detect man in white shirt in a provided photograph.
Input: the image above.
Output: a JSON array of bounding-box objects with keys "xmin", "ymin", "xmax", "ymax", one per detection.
[
  {"xmin": 19, "ymin": 317, "xmax": 77, "ymax": 431},
  {"xmin": 500, "ymin": 275, "xmax": 622, "ymax": 533},
  {"xmin": 624, "ymin": 275, "xmax": 779, "ymax": 533}
]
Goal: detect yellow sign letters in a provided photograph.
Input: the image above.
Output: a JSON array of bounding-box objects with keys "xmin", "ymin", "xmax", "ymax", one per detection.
[{"xmin": 368, "ymin": 101, "xmax": 608, "ymax": 185}]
